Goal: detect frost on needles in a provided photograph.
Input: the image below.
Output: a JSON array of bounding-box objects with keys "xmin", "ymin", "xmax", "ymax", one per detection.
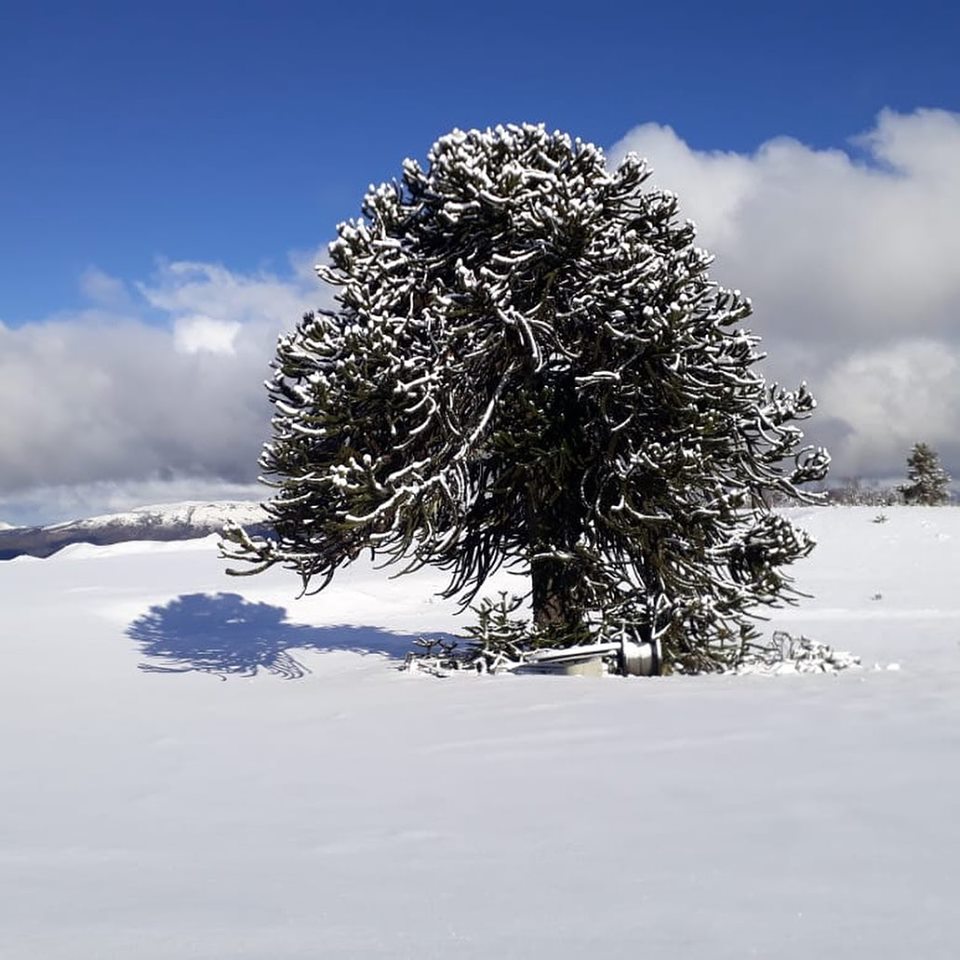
[{"xmin": 221, "ymin": 123, "xmax": 830, "ymax": 674}]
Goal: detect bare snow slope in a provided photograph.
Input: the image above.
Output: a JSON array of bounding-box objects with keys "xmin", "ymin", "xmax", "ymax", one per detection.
[{"xmin": 1, "ymin": 506, "xmax": 958, "ymax": 959}]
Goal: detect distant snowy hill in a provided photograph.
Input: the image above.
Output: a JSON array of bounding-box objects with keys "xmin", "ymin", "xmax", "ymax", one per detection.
[{"xmin": 0, "ymin": 501, "xmax": 268, "ymax": 560}]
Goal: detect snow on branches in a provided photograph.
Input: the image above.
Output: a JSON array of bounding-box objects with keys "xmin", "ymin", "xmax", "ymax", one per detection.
[
  {"xmin": 222, "ymin": 123, "xmax": 830, "ymax": 673},
  {"xmin": 900, "ymin": 442, "xmax": 952, "ymax": 506}
]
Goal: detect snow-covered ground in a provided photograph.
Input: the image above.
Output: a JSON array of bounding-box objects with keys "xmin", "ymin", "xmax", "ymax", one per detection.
[{"xmin": 1, "ymin": 506, "xmax": 958, "ymax": 959}]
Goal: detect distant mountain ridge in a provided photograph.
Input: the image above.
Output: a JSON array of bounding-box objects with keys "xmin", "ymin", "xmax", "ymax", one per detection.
[{"xmin": 0, "ymin": 501, "xmax": 270, "ymax": 561}]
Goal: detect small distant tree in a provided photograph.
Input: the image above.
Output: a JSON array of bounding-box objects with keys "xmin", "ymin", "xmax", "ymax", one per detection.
[
  {"xmin": 900, "ymin": 443, "xmax": 951, "ymax": 505},
  {"xmin": 222, "ymin": 124, "xmax": 830, "ymax": 673}
]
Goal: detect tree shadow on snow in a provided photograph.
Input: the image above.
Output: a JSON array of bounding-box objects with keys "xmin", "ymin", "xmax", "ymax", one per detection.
[{"xmin": 126, "ymin": 592, "xmax": 455, "ymax": 679}]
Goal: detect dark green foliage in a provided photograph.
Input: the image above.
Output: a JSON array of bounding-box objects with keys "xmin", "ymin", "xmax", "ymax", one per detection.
[
  {"xmin": 900, "ymin": 443, "xmax": 952, "ymax": 505},
  {"xmin": 460, "ymin": 592, "xmax": 531, "ymax": 670},
  {"xmin": 222, "ymin": 124, "xmax": 829, "ymax": 673}
]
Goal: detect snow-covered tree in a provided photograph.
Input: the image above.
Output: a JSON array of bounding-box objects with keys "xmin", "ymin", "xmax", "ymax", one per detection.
[
  {"xmin": 222, "ymin": 124, "xmax": 830, "ymax": 673},
  {"xmin": 900, "ymin": 442, "xmax": 951, "ymax": 505}
]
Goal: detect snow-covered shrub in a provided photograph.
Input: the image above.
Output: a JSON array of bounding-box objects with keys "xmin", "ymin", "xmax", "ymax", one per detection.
[
  {"xmin": 222, "ymin": 124, "xmax": 829, "ymax": 674},
  {"xmin": 735, "ymin": 631, "xmax": 861, "ymax": 675}
]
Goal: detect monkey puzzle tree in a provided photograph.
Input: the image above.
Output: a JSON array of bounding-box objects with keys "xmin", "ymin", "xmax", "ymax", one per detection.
[{"xmin": 222, "ymin": 124, "xmax": 830, "ymax": 673}]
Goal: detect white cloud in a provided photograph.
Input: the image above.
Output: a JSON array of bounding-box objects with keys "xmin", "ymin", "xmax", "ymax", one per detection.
[
  {"xmin": 137, "ymin": 260, "xmax": 316, "ymax": 333},
  {"xmin": 0, "ymin": 257, "xmax": 332, "ymax": 523},
  {"xmin": 816, "ymin": 339, "xmax": 960, "ymax": 479},
  {"xmin": 173, "ymin": 315, "xmax": 241, "ymax": 355},
  {"xmin": 608, "ymin": 108, "xmax": 960, "ymax": 480}
]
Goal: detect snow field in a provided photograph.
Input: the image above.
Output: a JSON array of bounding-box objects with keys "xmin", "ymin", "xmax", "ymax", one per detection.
[{"xmin": 0, "ymin": 506, "xmax": 958, "ymax": 958}]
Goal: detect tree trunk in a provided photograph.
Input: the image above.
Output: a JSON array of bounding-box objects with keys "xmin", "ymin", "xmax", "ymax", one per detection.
[
  {"xmin": 530, "ymin": 555, "xmax": 581, "ymax": 637},
  {"xmin": 527, "ymin": 493, "xmax": 587, "ymax": 646},
  {"xmin": 525, "ymin": 375, "xmax": 589, "ymax": 645}
]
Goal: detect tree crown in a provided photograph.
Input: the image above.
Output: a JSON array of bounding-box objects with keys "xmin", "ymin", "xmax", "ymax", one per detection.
[
  {"xmin": 223, "ymin": 124, "xmax": 830, "ymax": 671},
  {"xmin": 901, "ymin": 442, "xmax": 951, "ymax": 505}
]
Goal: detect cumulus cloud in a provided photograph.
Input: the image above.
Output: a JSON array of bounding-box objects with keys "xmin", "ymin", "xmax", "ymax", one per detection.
[
  {"xmin": 3, "ymin": 109, "xmax": 960, "ymax": 524},
  {"xmin": 609, "ymin": 108, "xmax": 960, "ymax": 480},
  {"xmin": 816, "ymin": 339, "xmax": 960, "ymax": 479},
  {"xmin": 173, "ymin": 316, "xmax": 242, "ymax": 355},
  {"xmin": 0, "ymin": 256, "xmax": 331, "ymax": 524}
]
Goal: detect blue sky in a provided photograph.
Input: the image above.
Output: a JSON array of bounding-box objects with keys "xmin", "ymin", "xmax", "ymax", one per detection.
[
  {"xmin": 3, "ymin": 0, "xmax": 956, "ymax": 323},
  {"xmin": 1, "ymin": 1, "xmax": 959, "ymax": 523}
]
